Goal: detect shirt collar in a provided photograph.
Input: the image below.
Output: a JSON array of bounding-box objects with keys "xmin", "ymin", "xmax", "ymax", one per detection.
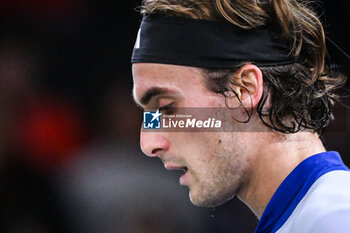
[{"xmin": 255, "ymin": 151, "xmax": 349, "ymax": 233}]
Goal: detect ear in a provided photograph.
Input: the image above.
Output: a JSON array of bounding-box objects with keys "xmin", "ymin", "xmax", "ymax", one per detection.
[{"xmin": 229, "ymin": 64, "xmax": 263, "ymax": 109}]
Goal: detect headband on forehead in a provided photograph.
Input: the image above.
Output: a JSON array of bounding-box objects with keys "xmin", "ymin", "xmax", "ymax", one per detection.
[
  {"xmin": 131, "ymin": 14, "xmax": 350, "ymax": 74},
  {"xmin": 131, "ymin": 15, "xmax": 299, "ymax": 68}
]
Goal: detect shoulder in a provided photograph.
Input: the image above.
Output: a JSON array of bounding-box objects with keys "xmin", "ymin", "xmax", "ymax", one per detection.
[{"xmin": 277, "ymin": 170, "xmax": 350, "ymax": 233}]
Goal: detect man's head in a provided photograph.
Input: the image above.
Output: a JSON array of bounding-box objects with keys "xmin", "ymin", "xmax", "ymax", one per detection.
[
  {"xmin": 131, "ymin": 0, "xmax": 347, "ymax": 207},
  {"xmin": 133, "ymin": 62, "xmax": 266, "ymax": 207}
]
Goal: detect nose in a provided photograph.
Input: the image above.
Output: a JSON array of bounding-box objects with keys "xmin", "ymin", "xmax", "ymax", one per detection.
[{"xmin": 140, "ymin": 131, "xmax": 170, "ymax": 157}]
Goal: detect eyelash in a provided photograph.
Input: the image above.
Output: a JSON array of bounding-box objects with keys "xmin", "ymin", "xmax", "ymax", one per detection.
[{"xmin": 159, "ymin": 103, "xmax": 175, "ymax": 114}]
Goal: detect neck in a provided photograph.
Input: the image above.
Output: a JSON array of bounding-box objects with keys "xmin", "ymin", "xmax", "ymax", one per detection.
[{"xmin": 236, "ymin": 131, "xmax": 326, "ymax": 219}]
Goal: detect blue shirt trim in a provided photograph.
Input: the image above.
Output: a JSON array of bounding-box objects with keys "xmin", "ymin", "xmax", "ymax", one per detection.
[{"xmin": 254, "ymin": 151, "xmax": 350, "ymax": 233}]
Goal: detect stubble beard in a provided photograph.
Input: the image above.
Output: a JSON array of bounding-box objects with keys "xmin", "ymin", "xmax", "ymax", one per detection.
[
  {"xmin": 189, "ymin": 133, "xmax": 247, "ymax": 207},
  {"xmin": 189, "ymin": 154, "xmax": 244, "ymax": 207}
]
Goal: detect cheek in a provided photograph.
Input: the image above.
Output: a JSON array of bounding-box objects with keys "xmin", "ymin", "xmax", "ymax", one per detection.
[
  {"xmin": 213, "ymin": 133, "xmax": 248, "ymax": 169},
  {"xmin": 186, "ymin": 133, "xmax": 226, "ymax": 175},
  {"xmin": 193, "ymin": 133, "xmax": 221, "ymax": 163},
  {"xmin": 173, "ymin": 132, "xmax": 237, "ymax": 174}
]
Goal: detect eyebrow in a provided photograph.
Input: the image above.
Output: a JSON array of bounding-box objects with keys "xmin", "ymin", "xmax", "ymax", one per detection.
[{"xmin": 138, "ymin": 87, "xmax": 171, "ymax": 106}]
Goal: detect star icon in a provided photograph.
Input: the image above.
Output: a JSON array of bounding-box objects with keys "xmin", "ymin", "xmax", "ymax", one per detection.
[{"xmin": 151, "ymin": 110, "xmax": 162, "ymax": 122}]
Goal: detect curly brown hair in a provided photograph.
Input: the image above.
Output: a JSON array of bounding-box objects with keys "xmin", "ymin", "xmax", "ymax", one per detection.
[{"xmin": 139, "ymin": 0, "xmax": 347, "ymax": 134}]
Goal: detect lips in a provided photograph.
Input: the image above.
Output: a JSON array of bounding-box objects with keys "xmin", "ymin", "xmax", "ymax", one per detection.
[
  {"xmin": 164, "ymin": 164, "xmax": 189, "ymax": 184},
  {"xmin": 164, "ymin": 164, "xmax": 188, "ymax": 173}
]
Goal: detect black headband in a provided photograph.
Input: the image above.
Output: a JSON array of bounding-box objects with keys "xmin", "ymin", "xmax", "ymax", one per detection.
[{"xmin": 131, "ymin": 15, "xmax": 350, "ymax": 73}]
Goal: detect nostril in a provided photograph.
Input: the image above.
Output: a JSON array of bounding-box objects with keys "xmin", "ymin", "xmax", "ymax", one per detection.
[{"xmin": 151, "ymin": 148, "xmax": 163, "ymax": 155}]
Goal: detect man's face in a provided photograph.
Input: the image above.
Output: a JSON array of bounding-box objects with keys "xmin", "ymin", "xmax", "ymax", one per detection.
[{"xmin": 132, "ymin": 63, "xmax": 252, "ymax": 207}]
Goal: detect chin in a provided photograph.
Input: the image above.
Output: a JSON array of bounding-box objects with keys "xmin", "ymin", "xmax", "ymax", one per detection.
[{"xmin": 189, "ymin": 189, "xmax": 235, "ymax": 208}]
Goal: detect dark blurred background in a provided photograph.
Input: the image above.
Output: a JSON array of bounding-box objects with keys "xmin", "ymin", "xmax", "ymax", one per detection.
[{"xmin": 0, "ymin": 1, "xmax": 349, "ymax": 233}]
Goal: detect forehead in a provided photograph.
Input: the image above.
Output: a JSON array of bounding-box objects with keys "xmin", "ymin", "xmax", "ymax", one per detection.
[{"xmin": 132, "ymin": 63, "xmax": 207, "ymax": 101}]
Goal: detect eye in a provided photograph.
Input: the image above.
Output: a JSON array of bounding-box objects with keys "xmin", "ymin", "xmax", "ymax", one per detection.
[{"xmin": 159, "ymin": 103, "xmax": 175, "ymax": 114}]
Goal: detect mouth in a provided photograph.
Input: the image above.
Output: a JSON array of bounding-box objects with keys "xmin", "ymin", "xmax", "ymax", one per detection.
[
  {"xmin": 164, "ymin": 164, "xmax": 188, "ymax": 173},
  {"xmin": 164, "ymin": 164, "xmax": 189, "ymax": 184}
]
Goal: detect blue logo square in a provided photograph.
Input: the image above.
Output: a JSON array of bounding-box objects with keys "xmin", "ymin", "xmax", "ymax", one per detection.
[{"xmin": 143, "ymin": 110, "xmax": 161, "ymax": 129}]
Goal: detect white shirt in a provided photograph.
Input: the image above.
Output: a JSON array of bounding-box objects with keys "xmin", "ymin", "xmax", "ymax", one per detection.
[
  {"xmin": 277, "ymin": 170, "xmax": 350, "ymax": 233},
  {"xmin": 254, "ymin": 151, "xmax": 350, "ymax": 233}
]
